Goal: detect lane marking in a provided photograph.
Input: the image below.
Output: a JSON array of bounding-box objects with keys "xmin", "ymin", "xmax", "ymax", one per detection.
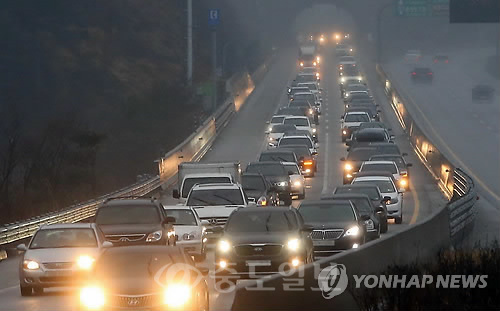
[
  {"xmin": 0, "ymin": 285, "xmax": 18, "ymax": 294},
  {"xmin": 409, "ymin": 182, "xmax": 420, "ymax": 225},
  {"xmin": 321, "ymin": 132, "xmax": 330, "ymax": 195}
]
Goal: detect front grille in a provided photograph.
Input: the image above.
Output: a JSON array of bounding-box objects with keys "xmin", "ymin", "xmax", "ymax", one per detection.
[
  {"xmin": 106, "ymin": 233, "xmax": 146, "ymax": 243},
  {"xmin": 110, "ymin": 294, "xmax": 157, "ymax": 309},
  {"xmin": 39, "ymin": 276, "xmax": 72, "ymax": 283},
  {"xmin": 202, "ymin": 217, "xmax": 228, "ymax": 226},
  {"xmin": 43, "ymin": 262, "xmax": 73, "ymax": 270},
  {"xmin": 234, "ymin": 244, "xmax": 283, "ymax": 257},
  {"xmin": 312, "ymin": 229, "xmax": 344, "ymax": 240}
]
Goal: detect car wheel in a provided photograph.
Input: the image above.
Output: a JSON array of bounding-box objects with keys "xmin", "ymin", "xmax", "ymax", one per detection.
[
  {"xmin": 33, "ymin": 287, "xmax": 43, "ymax": 295},
  {"xmin": 395, "ymin": 216, "xmax": 403, "ymax": 224},
  {"xmin": 20, "ymin": 285, "xmax": 32, "ymax": 296}
]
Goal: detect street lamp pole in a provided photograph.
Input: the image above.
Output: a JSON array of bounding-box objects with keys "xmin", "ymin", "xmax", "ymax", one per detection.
[{"xmin": 187, "ymin": 0, "xmax": 193, "ymax": 86}]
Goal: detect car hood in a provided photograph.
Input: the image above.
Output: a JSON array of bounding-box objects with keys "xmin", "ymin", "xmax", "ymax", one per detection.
[
  {"xmin": 100, "ymin": 277, "xmax": 159, "ymax": 296},
  {"xmin": 25, "ymin": 247, "xmax": 101, "ymax": 263},
  {"xmin": 245, "ymin": 189, "xmax": 267, "ymax": 199},
  {"xmin": 269, "ymin": 133, "xmax": 284, "ymax": 140},
  {"xmin": 99, "ymin": 224, "xmax": 162, "ymax": 235},
  {"xmin": 193, "ymin": 206, "xmax": 240, "ymax": 219},
  {"xmin": 264, "ymin": 175, "xmax": 289, "ymax": 184},
  {"xmin": 305, "ymin": 221, "xmax": 358, "ymax": 230},
  {"xmin": 223, "ymin": 232, "xmax": 295, "ymax": 245}
]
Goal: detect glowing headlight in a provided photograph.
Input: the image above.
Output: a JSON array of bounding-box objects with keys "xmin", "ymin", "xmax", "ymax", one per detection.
[
  {"xmin": 287, "ymin": 238, "xmax": 300, "ymax": 251},
  {"xmin": 365, "ymin": 219, "xmax": 375, "ymax": 231},
  {"xmin": 345, "ymin": 93, "xmax": 350, "ymax": 97},
  {"xmin": 345, "ymin": 226, "xmax": 360, "ymax": 236},
  {"xmin": 164, "ymin": 284, "xmax": 191, "ymax": 308},
  {"xmin": 257, "ymin": 196, "xmax": 268, "ymax": 206},
  {"xmin": 300, "ymin": 62, "xmax": 304, "ymax": 67},
  {"xmin": 309, "ymin": 109, "xmax": 314, "ymax": 115},
  {"xmin": 268, "ymin": 126, "xmax": 273, "ymax": 132},
  {"xmin": 341, "ymin": 77, "xmax": 345, "ymax": 82},
  {"xmin": 342, "ymin": 130, "xmax": 347, "ymax": 135},
  {"xmin": 218, "ymin": 240, "xmax": 231, "ymax": 252},
  {"xmin": 313, "ymin": 62, "xmax": 317, "ymax": 66},
  {"xmin": 146, "ymin": 230, "xmax": 163, "ymax": 242},
  {"xmin": 80, "ymin": 286, "xmax": 105, "ymax": 310},
  {"xmin": 24, "ymin": 260, "xmax": 39, "ymax": 270},
  {"xmin": 400, "ymin": 179, "xmax": 408, "ymax": 187},
  {"xmin": 350, "ymin": 48, "xmax": 353, "ymax": 52},
  {"xmin": 219, "ymin": 259, "xmax": 227, "ymax": 268},
  {"xmin": 291, "ymin": 258, "xmax": 301, "ymax": 267},
  {"xmin": 293, "ymin": 181, "xmax": 302, "ymax": 187},
  {"xmin": 316, "ymin": 73, "xmax": 320, "ymax": 77},
  {"xmin": 77, "ymin": 255, "xmax": 95, "ymax": 270},
  {"xmin": 312, "ymin": 128, "xmax": 317, "ymax": 133},
  {"xmin": 316, "ymin": 56, "xmax": 321, "ymax": 62},
  {"xmin": 269, "ymin": 136, "xmax": 275, "ymax": 142},
  {"xmin": 344, "ymin": 163, "xmax": 353, "ymax": 171},
  {"xmin": 352, "ymin": 243, "xmax": 359, "ymax": 249}
]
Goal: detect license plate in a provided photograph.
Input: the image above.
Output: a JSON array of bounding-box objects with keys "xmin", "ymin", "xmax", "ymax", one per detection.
[
  {"xmin": 245, "ymin": 260, "xmax": 271, "ymax": 267},
  {"xmin": 314, "ymin": 240, "xmax": 335, "ymax": 246}
]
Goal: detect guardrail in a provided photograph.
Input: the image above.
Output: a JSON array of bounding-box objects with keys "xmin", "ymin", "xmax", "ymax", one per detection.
[{"xmin": 0, "ymin": 55, "xmax": 273, "ymax": 246}]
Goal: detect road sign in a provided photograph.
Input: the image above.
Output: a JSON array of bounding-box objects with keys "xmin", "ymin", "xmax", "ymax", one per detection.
[
  {"xmin": 395, "ymin": 0, "xmax": 449, "ymax": 17},
  {"xmin": 208, "ymin": 9, "xmax": 220, "ymax": 26}
]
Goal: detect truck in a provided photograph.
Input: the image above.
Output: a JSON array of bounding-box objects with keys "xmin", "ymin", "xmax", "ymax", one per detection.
[
  {"xmin": 172, "ymin": 162, "xmax": 241, "ymax": 203},
  {"xmin": 299, "ymin": 45, "xmax": 319, "ymax": 68}
]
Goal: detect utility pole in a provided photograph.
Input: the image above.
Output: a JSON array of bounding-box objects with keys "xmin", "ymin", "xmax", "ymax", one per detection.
[{"xmin": 187, "ymin": 0, "xmax": 193, "ymax": 86}]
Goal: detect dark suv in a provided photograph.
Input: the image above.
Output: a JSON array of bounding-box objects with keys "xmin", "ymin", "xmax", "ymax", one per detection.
[
  {"xmin": 95, "ymin": 198, "xmax": 176, "ymax": 246},
  {"xmin": 245, "ymin": 162, "xmax": 293, "ymax": 205},
  {"xmin": 241, "ymin": 173, "xmax": 280, "ymax": 206},
  {"xmin": 214, "ymin": 207, "xmax": 314, "ymax": 283}
]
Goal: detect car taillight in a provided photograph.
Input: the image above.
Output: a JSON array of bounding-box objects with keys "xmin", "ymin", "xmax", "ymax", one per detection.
[
  {"xmin": 445, "ymin": 60, "xmax": 448, "ymax": 63},
  {"xmin": 433, "ymin": 59, "xmax": 438, "ymax": 63},
  {"xmin": 428, "ymin": 72, "xmax": 433, "ymax": 75},
  {"xmin": 304, "ymin": 161, "xmax": 313, "ymax": 166},
  {"xmin": 411, "ymin": 72, "xmax": 416, "ymax": 75}
]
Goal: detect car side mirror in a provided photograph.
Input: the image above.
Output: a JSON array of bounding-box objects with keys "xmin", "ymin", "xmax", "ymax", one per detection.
[
  {"xmin": 390, "ymin": 135, "xmax": 396, "ymax": 140},
  {"xmin": 102, "ymin": 241, "xmax": 113, "ymax": 248},
  {"xmin": 172, "ymin": 189, "xmax": 180, "ymax": 199},
  {"xmin": 388, "ymin": 128, "xmax": 393, "ymax": 131},
  {"xmin": 163, "ymin": 216, "xmax": 176, "ymax": 225},
  {"xmin": 407, "ymin": 163, "xmax": 413, "ymax": 167},
  {"xmin": 266, "ymin": 121, "xmax": 270, "ymax": 124},
  {"xmin": 247, "ymin": 197, "xmax": 256, "ymax": 204},
  {"xmin": 345, "ymin": 139, "xmax": 352, "ymax": 146},
  {"xmin": 340, "ymin": 116, "xmax": 344, "ymax": 120},
  {"xmin": 340, "ymin": 157, "xmax": 346, "ymax": 161},
  {"xmin": 360, "ymin": 215, "xmax": 370, "ymax": 221},
  {"xmin": 17, "ymin": 244, "xmax": 27, "ymax": 252}
]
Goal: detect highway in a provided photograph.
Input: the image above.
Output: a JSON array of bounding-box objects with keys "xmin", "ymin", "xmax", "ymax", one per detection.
[
  {"xmin": 383, "ymin": 46, "xmax": 500, "ymax": 244},
  {"xmin": 0, "ymin": 45, "xmax": 446, "ymax": 310}
]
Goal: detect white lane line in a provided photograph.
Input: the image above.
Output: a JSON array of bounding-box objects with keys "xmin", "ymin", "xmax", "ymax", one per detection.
[
  {"xmin": 0, "ymin": 285, "xmax": 18, "ymax": 294},
  {"xmin": 321, "ymin": 132, "xmax": 330, "ymax": 195}
]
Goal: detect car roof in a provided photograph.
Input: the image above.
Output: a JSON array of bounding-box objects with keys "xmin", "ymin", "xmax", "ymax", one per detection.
[
  {"xmin": 294, "ymin": 92, "xmax": 314, "ymax": 95},
  {"xmin": 191, "ymin": 183, "xmax": 241, "ymax": 190},
  {"xmin": 354, "ymin": 175, "xmax": 393, "ymax": 182},
  {"xmin": 370, "ymin": 154, "xmax": 403, "ymax": 159},
  {"xmin": 39, "ymin": 223, "xmax": 94, "ymax": 230},
  {"xmin": 163, "ymin": 205, "xmax": 194, "ymax": 211},
  {"xmin": 354, "ymin": 172, "xmax": 395, "ymax": 179},
  {"xmin": 345, "ymin": 111, "xmax": 370, "ymax": 115},
  {"xmin": 321, "ymin": 193, "xmax": 371, "ymax": 201},
  {"xmin": 362, "ymin": 160, "xmax": 397, "ymax": 166},
  {"xmin": 284, "ymin": 116, "xmax": 308, "ymax": 120},
  {"xmin": 281, "ymin": 134, "xmax": 311, "ymax": 139},
  {"xmin": 356, "ymin": 128, "xmax": 387, "ymax": 134},
  {"xmin": 335, "ymin": 184, "xmax": 380, "ymax": 190},
  {"xmin": 299, "ymin": 199, "xmax": 354, "ymax": 207},
  {"xmin": 235, "ymin": 207, "xmax": 294, "ymax": 213},
  {"xmin": 248, "ymin": 161, "xmax": 285, "ymax": 166},
  {"xmin": 261, "ymin": 149, "xmax": 295, "ymax": 155}
]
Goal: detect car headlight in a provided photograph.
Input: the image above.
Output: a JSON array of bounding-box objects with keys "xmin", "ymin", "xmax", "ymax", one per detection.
[
  {"xmin": 345, "ymin": 226, "xmax": 360, "ymax": 236},
  {"xmin": 309, "ymin": 109, "xmax": 314, "ymax": 115},
  {"xmin": 164, "ymin": 284, "xmax": 191, "ymax": 308},
  {"xmin": 218, "ymin": 240, "xmax": 231, "ymax": 252},
  {"xmin": 400, "ymin": 179, "xmax": 408, "ymax": 187},
  {"xmin": 275, "ymin": 181, "xmax": 288, "ymax": 187},
  {"xmin": 341, "ymin": 77, "xmax": 345, "ymax": 82},
  {"xmin": 146, "ymin": 230, "xmax": 163, "ymax": 242},
  {"xmin": 365, "ymin": 219, "xmax": 375, "ymax": 230},
  {"xmin": 80, "ymin": 286, "xmax": 105, "ymax": 310},
  {"xmin": 257, "ymin": 196, "xmax": 268, "ymax": 206},
  {"xmin": 268, "ymin": 126, "xmax": 273, "ymax": 132},
  {"xmin": 269, "ymin": 136, "xmax": 276, "ymax": 142},
  {"xmin": 313, "ymin": 62, "xmax": 317, "ymax": 66},
  {"xmin": 312, "ymin": 128, "xmax": 317, "ymax": 133},
  {"xmin": 342, "ymin": 130, "xmax": 347, "ymax": 135},
  {"xmin": 345, "ymin": 93, "xmax": 350, "ymax": 97},
  {"xmin": 23, "ymin": 260, "xmax": 39, "ymax": 270},
  {"xmin": 287, "ymin": 238, "xmax": 300, "ymax": 251},
  {"xmin": 344, "ymin": 163, "xmax": 353, "ymax": 171},
  {"xmin": 293, "ymin": 181, "xmax": 302, "ymax": 187},
  {"xmin": 300, "ymin": 62, "xmax": 304, "ymax": 67},
  {"xmin": 77, "ymin": 255, "xmax": 95, "ymax": 270}
]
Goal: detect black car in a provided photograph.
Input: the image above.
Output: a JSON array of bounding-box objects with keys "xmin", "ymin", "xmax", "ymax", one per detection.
[
  {"xmin": 333, "ymin": 184, "xmax": 390, "ymax": 233},
  {"xmin": 259, "ymin": 149, "xmax": 299, "ymax": 165},
  {"xmin": 95, "ymin": 198, "xmax": 176, "ymax": 246},
  {"xmin": 367, "ymin": 142, "xmax": 402, "ymax": 155},
  {"xmin": 340, "ymin": 147, "xmax": 380, "ymax": 184},
  {"xmin": 411, "ymin": 67, "xmax": 433, "ymax": 82},
  {"xmin": 358, "ymin": 122, "xmax": 391, "ymax": 131},
  {"xmin": 285, "ymin": 129, "xmax": 317, "ymax": 143},
  {"xmin": 241, "ymin": 173, "xmax": 280, "ymax": 206},
  {"xmin": 472, "ymin": 84, "xmax": 494, "ymax": 101},
  {"xmin": 277, "ymin": 145, "xmax": 317, "ymax": 177},
  {"xmin": 321, "ymin": 194, "xmax": 384, "ymax": 240},
  {"xmin": 79, "ymin": 246, "xmax": 209, "ymax": 311},
  {"xmin": 214, "ymin": 207, "xmax": 314, "ymax": 283},
  {"xmin": 347, "ymin": 128, "xmax": 394, "ymax": 150},
  {"xmin": 245, "ymin": 162, "xmax": 293, "ymax": 205},
  {"xmin": 298, "ymin": 200, "xmax": 368, "ymax": 256}
]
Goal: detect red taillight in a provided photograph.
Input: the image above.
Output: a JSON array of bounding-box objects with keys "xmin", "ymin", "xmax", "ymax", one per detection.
[
  {"xmin": 445, "ymin": 60, "xmax": 448, "ymax": 63},
  {"xmin": 433, "ymin": 59, "xmax": 438, "ymax": 63},
  {"xmin": 428, "ymin": 72, "xmax": 433, "ymax": 75},
  {"xmin": 304, "ymin": 161, "xmax": 313, "ymax": 166},
  {"xmin": 411, "ymin": 72, "xmax": 416, "ymax": 75}
]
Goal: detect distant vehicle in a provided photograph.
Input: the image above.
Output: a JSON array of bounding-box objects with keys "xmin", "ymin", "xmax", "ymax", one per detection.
[
  {"xmin": 163, "ymin": 206, "xmax": 207, "ymax": 261},
  {"xmin": 267, "ymin": 115, "xmax": 287, "ymax": 131},
  {"xmin": 277, "ymin": 144, "xmax": 317, "ymax": 177},
  {"xmin": 283, "ymin": 116, "xmax": 317, "ymax": 139},
  {"xmin": 298, "ymin": 200, "xmax": 368, "ymax": 256},
  {"xmin": 241, "ymin": 172, "xmax": 280, "ymax": 207},
  {"xmin": 288, "ymin": 86, "xmax": 310, "ymax": 98},
  {"xmin": 359, "ymin": 160, "xmax": 403, "ymax": 186},
  {"xmin": 283, "ymin": 162, "xmax": 306, "ymax": 199},
  {"xmin": 347, "ymin": 128, "xmax": 394, "ymax": 149},
  {"xmin": 17, "ymin": 223, "xmax": 109, "ymax": 296},
  {"xmin": 277, "ymin": 107, "xmax": 308, "ymax": 117},
  {"xmin": 288, "ymin": 99, "xmax": 315, "ymax": 118},
  {"xmin": 266, "ymin": 124, "xmax": 297, "ymax": 147},
  {"xmin": 78, "ymin": 246, "xmax": 209, "ymax": 311},
  {"xmin": 340, "ymin": 147, "xmax": 380, "ymax": 184},
  {"xmin": 95, "ymin": 198, "xmax": 176, "ymax": 246},
  {"xmin": 472, "ymin": 84, "xmax": 494, "ymax": 101},
  {"xmin": 352, "ymin": 175, "xmax": 404, "ymax": 224},
  {"xmin": 358, "ymin": 122, "xmax": 391, "ymax": 131},
  {"xmin": 345, "ymin": 105, "xmax": 380, "ymax": 122},
  {"xmin": 173, "ymin": 162, "xmax": 241, "ymax": 202},
  {"xmin": 411, "ymin": 67, "xmax": 433, "ymax": 82},
  {"xmin": 299, "ymin": 45, "xmax": 319, "ymax": 67},
  {"xmin": 340, "ymin": 111, "xmax": 371, "ymax": 142},
  {"xmin": 433, "ymin": 54, "xmax": 449, "ymax": 63},
  {"xmin": 245, "ymin": 162, "xmax": 293, "ymax": 205},
  {"xmin": 259, "ymin": 149, "xmax": 299, "ymax": 165},
  {"xmin": 405, "ymin": 50, "xmax": 422, "ymax": 64},
  {"xmin": 296, "ymin": 73, "xmax": 318, "ymax": 84},
  {"xmin": 215, "ymin": 207, "xmax": 314, "ymax": 282},
  {"xmin": 369, "ymin": 154, "xmax": 412, "ymax": 189},
  {"xmin": 292, "ymin": 92, "xmax": 321, "ymax": 114},
  {"xmin": 278, "ymin": 134, "xmax": 318, "ymax": 155}
]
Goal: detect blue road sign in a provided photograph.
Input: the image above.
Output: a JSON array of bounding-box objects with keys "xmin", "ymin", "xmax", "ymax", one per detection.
[{"xmin": 209, "ymin": 9, "xmax": 220, "ymax": 26}]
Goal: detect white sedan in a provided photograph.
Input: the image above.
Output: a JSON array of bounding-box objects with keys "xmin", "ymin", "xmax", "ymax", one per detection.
[{"xmin": 283, "ymin": 162, "xmax": 306, "ymax": 199}]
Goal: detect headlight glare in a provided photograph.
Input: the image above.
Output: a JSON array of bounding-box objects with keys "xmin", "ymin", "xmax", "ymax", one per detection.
[
  {"xmin": 345, "ymin": 226, "xmax": 360, "ymax": 236},
  {"xmin": 344, "ymin": 163, "xmax": 353, "ymax": 171},
  {"xmin": 77, "ymin": 255, "xmax": 95, "ymax": 270},
  {"xmin": 218, "ymin": 240, "xmax": 231, "ymax": 252},
  {"xmin": 287, "ymin": 238, "xmax": 300, "ymax": 251},
  {"xmin": 164, "ymin": 284, "xmax": 191, "ymax": 308},
  {"xmin": 24, "ymin": 260, "xmax": 40, "ymax": 270},
  {"xmin": 80, "ymin": 286, "xmax": 105, "ymax": 310}
]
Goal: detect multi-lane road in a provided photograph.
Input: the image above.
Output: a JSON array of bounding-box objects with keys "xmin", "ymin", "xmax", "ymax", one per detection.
[{"xmin": 0, "ymin": 45, "xmax": 447, "ymax": 310}]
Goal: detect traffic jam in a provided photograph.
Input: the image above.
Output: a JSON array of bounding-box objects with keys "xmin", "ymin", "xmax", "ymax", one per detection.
[{"xmin": 15, "ymin": 32, "xmax": 412, "ymax": 310}]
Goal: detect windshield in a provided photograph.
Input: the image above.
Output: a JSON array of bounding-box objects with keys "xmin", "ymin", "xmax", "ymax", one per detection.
[
  {"xmin": 96, "ymin": 206, "xmax": 161, "ymax": 225},
  {"xmin": 371, "ymin": 156, "xmax": 405, "ymax": 169},
  {"xmin": 284, "ymin": 164, "xmax": 300, "ymax": 174},
  {"xmin": 246, "ymin": 164, "xmax": 285, "ymax": 176},
  {"xmin": 242, "ymin": 175, "xmax": 266, "ymax": 191},
  {"xmin": 226, "ymin": 211, "xmax": 298, "ymax": 232},
  {"xmin": 376, "ymin": 145, "xmax": 400, "ymax": 155},
  {"xmin": 361, "ymin": 163, "xmax": 398, "ymax": 174},
  {"xmin": 30, "ymin": 229, "xmax": 97, "ymax": 249},
  {"xmin": 299, "ymin": 204, "xmax": 355, "ymax": 222},
  {"xmin": 347, "ymin": 149, "xmax": 378, "ymax": 161},
  {"xmin": 182, "ymin": 176, "xmax": 231, "ymax": 198},
  {"xmin": 345, "ymin": 114, "xmax": 370, "ymax": 122},
  {"xmin": 279, "ymin": 137, "xmax": 312, "ymax": 148},
  {"xmin": 334, "ymin": 187, "xmax": 381, "ymax": 201},
  {"xmin": 353, "ymin": 180, "xmax": 395, "ymax": 193},
  {"xmin": 271, "ymin": 116, "xmax": 285, "ymax": 124},
  {"xmin": 187, "ymin": 189, "xmax": 244, "ymax": 206},
  {"xmin": 284, "ymin": 118, "xmax": 309, "ymax": 127},
  {"xmin": 260, "ymin": 152, "xmax": 295, "ymax": 163},
  {"xmin": 359, "ymin": 122, "xmax": 385, "ymax": 129},
  {"xmin": 281, "ymin": 146, "xmax": 310, "ymax": 158},
  {"xmin": 291, "ymin": 88, "xmax": 309, "ymax": 94},
  {"xmin": 165, "ymin": 209, "xmax": 197, "ymax": 226},
  {"xmin": 355, "ymin": 132, "xmax": 386, "ymax": 142}
]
